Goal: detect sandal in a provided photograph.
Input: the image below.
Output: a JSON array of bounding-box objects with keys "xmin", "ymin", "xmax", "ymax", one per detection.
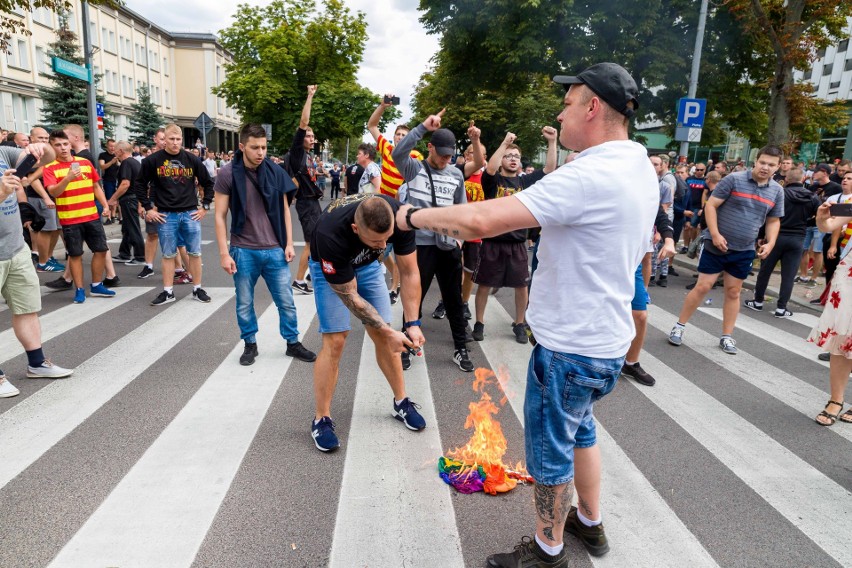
[
  {"xmin": 816, "ymin": 400, "xmax": 844, "ymax": 426},
  {"xmin": 840, "ymin": 408, "xmax": 852, "ymax": 424}
]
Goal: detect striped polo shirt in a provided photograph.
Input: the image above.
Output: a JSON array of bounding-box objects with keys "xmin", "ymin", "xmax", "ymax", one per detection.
[
  {"xmin": 376, "ymin": 134, "xmax": 422, "ymax": 198},
  {"xmin": 41, "ymin": 157, "xmax": 101, "ymax": 226},
  {"xmin": 701, "ymin": 170, "xmax": 784, "ymax": 252}
]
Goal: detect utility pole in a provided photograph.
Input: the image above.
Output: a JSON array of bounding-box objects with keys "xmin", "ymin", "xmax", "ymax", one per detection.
[
  {"xmin": 80, "ymin": 1, "xmax": 101, "ymax": 159},
  {"xmin": 679, "ymin": 0, "xmax": 709, "ymax": 161}
]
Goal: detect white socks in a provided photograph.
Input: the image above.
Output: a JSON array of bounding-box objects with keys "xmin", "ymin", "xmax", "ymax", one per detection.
[
  {"xmin": 535, "ymin": 534, "xmax": 563, "ymax": 556},
  {"xmin": 578, "ymin": 508, "xmax": 602, "ymax": 527}
]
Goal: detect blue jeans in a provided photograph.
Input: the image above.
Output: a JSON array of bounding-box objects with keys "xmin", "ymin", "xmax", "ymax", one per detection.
[
  {"xmin": 231, "ymin": 246, "xmax": 299, "ymax": 344},
  {"xmin": 309, "ymin": 259, "xmax": 391, "ymax": 333},
  {"xmin": 524, "ymin": 345, "xmax": 623, "ymax": 485},
  {"xmin": 157, "ymin": 211, "xmax": 202, "ymax": 258}
]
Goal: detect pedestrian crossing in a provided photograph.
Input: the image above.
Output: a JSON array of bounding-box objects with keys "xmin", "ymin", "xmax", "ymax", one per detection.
[{"xmin": 1, "ymin": 281, "xmax": 850, "ymax": 568}]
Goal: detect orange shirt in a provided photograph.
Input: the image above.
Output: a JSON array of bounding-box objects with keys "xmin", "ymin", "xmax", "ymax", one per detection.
[
  {"xmin": 377, "ymin": 134, "xmax": 423, "ymax": 198},
  {"xmin": 42, "ymin": 157, "xmax": 101, "ymax": 226}
]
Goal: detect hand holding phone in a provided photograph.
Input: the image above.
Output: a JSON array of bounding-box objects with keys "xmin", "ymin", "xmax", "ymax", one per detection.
[
  {"xmin": 383, "ymin": 95, "xmax": 400, "ymax": 105},
  {"xmin": 13, "ymin": 153, "xmax": 39, "ymax": 179},
  {"xmin": 829, "ymin": 202, "xmax": 852, "ymax": 217}
]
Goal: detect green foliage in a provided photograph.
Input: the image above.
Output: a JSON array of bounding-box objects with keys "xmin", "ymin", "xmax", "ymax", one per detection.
[
  {"xmin": 38, "ymin": 11, "xmax": 113, "ymax": 138},
  {"xmin": 127, "ymin": 85, "xmax": 164, "ymax": 146},
  {"xmin": 213, "ymin": 0, "xmax": 397, "ymax": 150},
  {"xmin": 0, "ymin": 0, "xmax": 121, "ymax": 52}
]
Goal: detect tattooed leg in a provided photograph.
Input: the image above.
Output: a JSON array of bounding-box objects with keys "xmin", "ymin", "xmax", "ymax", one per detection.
[
  {"xmin": 534, "ymin": 480, "xmax": 575, "ymax": 546},
  {"xmin": 574, "ymin": 445, "xmax": 602, "ymax": 520}
]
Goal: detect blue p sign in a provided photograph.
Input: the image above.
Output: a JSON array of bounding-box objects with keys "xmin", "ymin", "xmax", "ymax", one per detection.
[{"xmin": 677, "ymin": 98, "xmax": 706, "ymax": 128}]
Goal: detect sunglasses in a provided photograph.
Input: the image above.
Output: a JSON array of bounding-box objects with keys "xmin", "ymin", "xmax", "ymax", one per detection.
[{"xmin": 503, "ymin": 154, "xmax": 521, "ymax": 160}]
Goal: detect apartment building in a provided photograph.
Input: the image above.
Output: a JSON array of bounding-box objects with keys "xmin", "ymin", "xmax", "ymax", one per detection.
[{"xmin": 0, "ymin": 1, "xmax": 240, "ymax": 152}]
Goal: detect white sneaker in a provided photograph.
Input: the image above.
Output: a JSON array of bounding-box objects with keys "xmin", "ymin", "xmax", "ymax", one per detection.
[
  {"xmin": 0, "ymin": 374, "xmax": 20, "ymax": 398},
  {"xmin": 26, "ymin": 360, "xmax": 74, "ymax": 379}
]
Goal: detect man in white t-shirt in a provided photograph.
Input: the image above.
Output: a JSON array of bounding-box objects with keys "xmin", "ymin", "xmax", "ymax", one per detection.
[
  {"xmin": 395, "ymin": 63, "xmax": 657, "ymax": 567},
  {"xmin": 356, "ymin": 143, "xmax": 381, "ymax": 193}
]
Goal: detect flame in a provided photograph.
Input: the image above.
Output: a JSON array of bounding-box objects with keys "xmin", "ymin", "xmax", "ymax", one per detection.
[{"xmin": 445, "ymin": 368, "xmax": 528, "ymax": 494}]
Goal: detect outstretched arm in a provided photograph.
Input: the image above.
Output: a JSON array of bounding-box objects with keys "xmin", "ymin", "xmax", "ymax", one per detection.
[
  {"xmin": 486, "ymin": 132, "xmax": 515, "ymax": 176},
  {"xmin": 462, "ymin": 121, "xmax": 485, "ymax": 178},
  {"xmin": 299, "ymin": 84, "xmax": 317, "ymax": 130},
  {"xmin": 542, "ymin": 126, "xmax": 558, "ymax": 174},
  {"xmin": 367, "ymin": 95, "xmax": 393, "ymax": 142}
]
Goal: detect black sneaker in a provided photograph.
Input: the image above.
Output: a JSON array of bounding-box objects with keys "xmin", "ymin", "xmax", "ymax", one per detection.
[
  {"xmin": 432, "ymin": 300, "xmax": 446, "ymax": 319},
  {"xmin": 453, "ymin": 348, "xmax": 474, "ymax": 372},
  {"xmin": 137, "ymin": 266, "xmax": 155, "ymax": 279},
  {"xmin": 656, "ymin": 276, "xmax": 667, "ymax": 287},
  {"xmin": 193, "ymin": 288, "xmax": 211, "ymax": 303},
  {"xmin": 818, "ymin": 352, "xmax": 831, "ymax": 361},
  {"xmin": 565, "ymin": 506, "xmax": 610, "ymax": 557},
  {"xmin": 151, "ymin": 290, "xmax": 175, "ymax": 306},
  {"xmin": 292, "ymin": 280, "xmax": 313, "ymax": 295},
  {"xmin": 401, "ymin": 350, "xmax": 411, "ymax": 371},
  {"xmin": 621, "ymin": 362, "xmax": 655, "ymax": 386},
  {"xmin": 45, "ymin": 276, "xmax": 72, "ymax": 290},
  {"xmin": 486, "ymin": 536, "xmax": 568, "ymax": 567},
  {"xmin": 685, "ymin": 282, "xmax": 696, "ymax": 290},
  {"xmin": 744, "ymin": 300, "xmax": 763, "ymax": 311},
  {"xmin": 462, "ymin": 302, "xmax": 472, "ymax": 320},
  {"xmin": 392, "ymin": 397, "xmax": 426, "ymax": 430},
  {"xmin": 679, "ymin": 246, "xmax": 688, "ymax": 254},
  {"xmin": 668, "ymin": 267, "xmax": 679, "ymax": 277},
  {"xmin": 103, "ymin": 276, "xmax": 121, "ymax": 287},
  {"xmin": 112, "ymin": 254, "xmax": 131, "ymax": 262},
  {"xmin": 472, "ymin": 321, "xmax": 485, "ymax": 341},
  {"xmin": 240, "ymin": 342, "xmax": 258, "ymax": 366},
  {"xmin": 512, "ymin": 323, "xmax": 528, "ymax": 344},
  {"xmin": 464, "ymin": 329, "xmax": 475, "ymax": 343},
  {"xmin": 389, "ymin": 290, "xmax": 399, "ymax": 305},
  {"xmin": 286, "ymin": 341, "xmax": 317, "ymax": 362}
]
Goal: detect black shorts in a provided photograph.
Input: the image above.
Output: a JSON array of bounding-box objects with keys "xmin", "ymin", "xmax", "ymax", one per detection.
[
  {"xmin": 145, "ymin": 217, "xmax": 161, "ymax": 235},
  {"xmin": 296, "ymin": 198, "xmax": 322, "ymax": 241},
  {"xmin": 462, "ymin": 241, "xmax": 482, "ymax": 274},
  {"xmin": 62, "ymin": 219, "xmax": 109, "ymax": 257},
  {"xmin": 473, "ymin": 240, "xmax": 529, "ymax": 288}
]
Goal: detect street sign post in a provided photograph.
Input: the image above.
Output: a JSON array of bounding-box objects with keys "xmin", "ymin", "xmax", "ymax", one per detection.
[
  {"xmin": 675, "ymin": 98, "xmax": 707, "ymax": 144},
  {"xmin": 193, "ymin": 112, "xmax": 214, "ymax": 149},
  {"xmin": 52, "ymin": 57, "xmax": 91, "ymax": 82}
]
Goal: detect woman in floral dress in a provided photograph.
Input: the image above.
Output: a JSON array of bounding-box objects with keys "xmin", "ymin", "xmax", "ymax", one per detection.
[{"xmin": 809, "ymin": 171, "xmax": 852, "ymax": 426}]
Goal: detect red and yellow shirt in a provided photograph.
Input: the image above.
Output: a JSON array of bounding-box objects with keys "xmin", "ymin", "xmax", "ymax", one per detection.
[
  {"xmin": 42, "ymin": 157, "xmax": 100, "ymax": 226},
  {"xmin": 377, "ymin": 134, "xmax": 423, "ymax": 198}
]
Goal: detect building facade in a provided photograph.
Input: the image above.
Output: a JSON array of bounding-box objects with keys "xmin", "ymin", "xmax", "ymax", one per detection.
[{"xmin": 0, "ymin": 1, "xmax": 240, "ymax": 151}]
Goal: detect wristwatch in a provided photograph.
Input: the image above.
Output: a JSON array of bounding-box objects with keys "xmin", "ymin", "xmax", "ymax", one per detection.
[
  {"xmin": 202, "ymin": 203, "xmax": 210, "ymax": 210},
  {"xmin": 403, "ymin": 319, "xmax": 422, "ymax": 329},
  {"xmin": 405, "ymin": 206, "xmax": 422, "ymax": 230}
]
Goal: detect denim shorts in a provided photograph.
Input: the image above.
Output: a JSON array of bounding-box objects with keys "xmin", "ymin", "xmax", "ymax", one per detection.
[
  {"xmin": 631, "ymin": 264, "xmax": 647, "ymax": 311},
  {"xmin": 697, "ymin": 247, "xmax": 755, "ymax": 280},
  {"xmin": 309, "ymin": 259, "xmax": 392, "ymax": 333},
  {"xmin": 524, "ymin": 345, "xmax": 623, "ymax": 485},
  {"xmin": 157, "ymin": 211, "xmax": 202, "ymax": 258},
  {"xmin": 803, "ymin": 227, "xmax": 824, "ymax": 253}
]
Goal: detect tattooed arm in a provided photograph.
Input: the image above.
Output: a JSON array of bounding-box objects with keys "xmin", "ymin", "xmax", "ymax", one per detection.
[{"xmin": 329, "ymin": 278, "xmax": 417, "ymax": 353}]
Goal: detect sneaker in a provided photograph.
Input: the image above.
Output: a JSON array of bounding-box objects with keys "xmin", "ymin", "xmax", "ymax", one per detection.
[
  {"xmin": 401, "ymin": 350, "xmax": 411, "ymax": 371},
  {"xmin": 774, "ymin": 308, "xmax": 793, "ymax": 319},
  {"xmin": 621, "ymin": 362, "xmax": 656, "ymax": 386},
  {"xmin": 462, "ymin": 302, "xmax": 472, "ymax": 320},
  {"xmin": 512, "ymin": 322, "xmax": 528, "ymax": 344},
  {"xmin": 648, "ymin": 278, "xmax": 656, "ymax": 287},
  {"xmin": 36, "ymin": 262, "xmax": 62, "ymax": 272},
  {"xmin": 679, "ymin": 246, "xmax": 688, "ymax": 254},
  {"xmin": 393, "ymin": 397, "xmax": 426, "ymax": 431},
  {"xmin": 389, "ymin": 290, "xmax": 399, "ymax": 305},
  {"xmin": 102, "ymin": 276, "xmax": 121, "ymax": 288},
  {"xmin": 192, "ymin": 288, "xmax": 211, "ymax": 303},
  {"xmin": 124, "ymin": 258, "xmax": 140, "ymax": 266},
  {"xmin": 286, "ymin": 341, "xmax": 317, "ymax": 362},
  {"xmin": 719, "ymin": 336, "xmax": 738, "ymax": 355},
  {"xmin": 90, "ymin": 283, "xmax": 116, "ymax": 297},
  {"xmin": 486, "ymin": 536, "xmax": 568, "ymax": 568},
  {"xmin": 794, "ymin": 276, "xmax": 804, "ymax": 283},
  {"xmin": 174, "ymin": 271, "xmax": 193, "ymax": 285},
  {"xmin": 656, "ymin": 276, "xmax": 668, "ymax": 287},
  {"xmin": 151, "ymin": 290, "xmax": 175, "ymax": 306},
  {"xmin": 464, "ymin": 329, "xmax": 475, "ymax": 343},
  {"xmin": 73, "ymin": 288, "xmax": 85, "ymax": 304},
  {"xmin": 46, "ymin": 276, "xmax": 73, "ymax": 290},
  {"xmin": 472, "ymin": 321, "xmax": 485, "ymax": 341},
  {"xmin": 685, "ymin": 282, "xmax": 696, "ymax": 290},
  {"xmin": 112, "ymin": 254, "xmax": 131, "ymax": 262},
  {"xmin": 432, "ymin": 300, "xmax": 446, "ymax": 319},
  {"xmin": 48, "ymin": 257, "xmax": 64, "ymax": 270},
  {"xmin": 311, "ymin": 416, "xmax": 339, "ymax": 452},
  {"xmin": 26, "ymin": 360, "xmax": 73, "ymax": 379},
  {"xmin": 292, "ymin": 280, "xmax": 313, "ymax": 295},
  {"xmin": 818, "ymin": 352, "xmax": 831, "ymax": 361},
  {"xmin": 453, "ymin": 348, "xmax": 474, "ymax": 372},
  {"xmin": 565, "ymin": 506, "xmax": 610, "ymax": 557},
  {"xmin": 137, "ymin": 266, "xmax": 155, "ymax": 279},
  {"xmin": 744, "ymin": 299, "xmax": 763, "ymax": 311},
  {"xmin": 668, "ymin": 325, "xmax": 684, "ymax": 346},
  {"xmin": 0, "ymin": 374, "xmax": 20, "ymax": 398},
  {"xmin": 668, "ymin": 267, "xmax": 679, "ymax": 277},
  {"xmin": 240, "ymin": 342, "xmax": 258, "ymax": 366}
]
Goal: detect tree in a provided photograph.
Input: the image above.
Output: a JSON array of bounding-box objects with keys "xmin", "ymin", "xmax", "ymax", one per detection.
[
  {"xmin": 213, "ymin": 0, "xmax": 399, "ymax": 151},
  {"xmin": 38, "ymin": 11, "xmax": 113, "ymax": 137},
  {"xmin": 127, "ymin": 85, "xmax": 163, "ymax": 145},
  {"xmin": 1, "ymin": 0, "xmax": 121, "ymax": 52},
  {"xmin": 722, "ymin": 0, "xmax": 852, "ymax": 148}
]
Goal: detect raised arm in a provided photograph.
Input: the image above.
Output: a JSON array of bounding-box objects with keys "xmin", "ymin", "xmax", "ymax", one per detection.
[
  {"xmin": 367, "ymin": 95, "xmax": 393, "ymax": 142},
  {"xmin": 542, "ymin": 126, "xmax": 558, "ymax": 174},
  {"xmin": 462, "ymin": 121, "xmax": 485, "ymax": 178},
  {"xmin": 486, "ymin": 132, "xmax": 515, "ymax": 175},
  {"xmin": 299, "ymin": 84, "xmax": 317, "ymax": 130}
]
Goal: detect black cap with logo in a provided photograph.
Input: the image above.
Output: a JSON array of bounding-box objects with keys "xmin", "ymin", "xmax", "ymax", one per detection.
[
  {"xmin": 429, "ymin": 128, "xmax": 456, "ymax": 157},
  {"xmin": 553, "ymin": 62, "xmax": 639, "ymax": 119}
]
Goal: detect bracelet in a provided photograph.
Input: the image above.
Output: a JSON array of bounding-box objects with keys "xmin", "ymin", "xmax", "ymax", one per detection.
[
  {"xmin": 403, "ymin": 319, "xmax": 422, "ymax": 329},
  {"xmin": 405, "ymin": 206, "xmax": 422, "ymax": 230}
]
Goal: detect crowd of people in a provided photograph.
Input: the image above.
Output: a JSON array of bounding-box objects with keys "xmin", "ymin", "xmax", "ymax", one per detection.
[{"xmin": 2, "ymin": 61, "xmax": 852, "ymax": 568}]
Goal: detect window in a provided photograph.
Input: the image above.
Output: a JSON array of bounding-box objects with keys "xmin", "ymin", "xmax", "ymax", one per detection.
[
  {"xmin": 163, "ymin": 57, "xmax": 169, "ymax": 76},
  {"xmin": 101, "ymin": 27, "xmax": 108, "ymax": 49},
  {"xmin": 846, "ymin": 59, "xmax": 852, "ymax": 72},
  {"xmin": 109, "ymin": 31, "xmax": 116, "ymax": 53},
  {"xmin": 830, "ymin": 81, "xmax": 841, "ymax": 90},
  {"xmin": 36, "ymin": 46, "xmax": 49, "ymax": 74},
  {"xmin": 823, "ymin": 63, "xmax": 833, "ymax": 76},
  {"xmin": 66, "ymin": 9, "xmax": 76, "ymax": 32},
  {"xmin": 839, "ymin": 39, "xmax": 849, "ymax": 53},
  {"xmin": 165, "ymin": 89, "xmax": 170, "ymax": 109},
  {"xmin": 151, "ymin": 51, "xmax": 158, "ymax": 71},
  {"xmin": 90, "ymin": 22, "xmax": 98, "ymax": 46},
  {"xmin": 817, "ymin": 47, "xmax": 826, "ymax": 58},
  {"xmin": 12, "ymin": 39, "xmax": 30, "ymax": 70},
  {"xmin": 32, "ymin": 5, "xmax": 53, "ymax": 27},
  {"xmin": 803, "ymin": 69, "xmax": 812, "ymax": 80}
]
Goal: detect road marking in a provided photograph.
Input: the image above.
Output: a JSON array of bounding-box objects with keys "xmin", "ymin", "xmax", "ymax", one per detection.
[
  {"xmin": 697, "ymin": 307, "xmax": 827, "ymax": 368},
  {"xmin": 49, "ymin": 295, "xmax": 316, "ymax": 567},
  {"xmin": 0, "ymin": 289, "xmax": 233, "ymax": 490},
  {"xmin": 0, "ymin": 287, "xmax": 152, "ymax": 367},
  {"xmin": 484, "ymin": 301, "xmax": 717, "ymax": 567},
  {"xmin": 329, "ymin": 302, "xmax": 465, "ymax": 568},
  {"xmin": 638, "ymin": 351, "xmax": 852, "ymax": 567}
]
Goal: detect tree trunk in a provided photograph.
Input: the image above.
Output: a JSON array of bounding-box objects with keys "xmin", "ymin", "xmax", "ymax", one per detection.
[{"xmin": 766, "ymin": 53, "xmax": 794, "ymax": 148}]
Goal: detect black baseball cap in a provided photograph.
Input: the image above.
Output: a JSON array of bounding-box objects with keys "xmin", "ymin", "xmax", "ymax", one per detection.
[
  {"xmin": 814, "ymin": 163, "xmax": 833, "ymax": 175},
  {"xmin": 553, "ymin": 62, "xmax": 639, "ymax": 118},
  {"xmin": 430, "ymin": 128, "xmax": 456, "ymax": 156}
]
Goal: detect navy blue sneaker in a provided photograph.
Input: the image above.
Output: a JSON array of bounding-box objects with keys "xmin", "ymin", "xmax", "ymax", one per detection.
[
  {"xmin": 393, "ymin": 397, "xmax": 426, "ymax": 431},
  {"xmin": 312, "ymin": 416, "xmax": 339, "ymax": 452}
]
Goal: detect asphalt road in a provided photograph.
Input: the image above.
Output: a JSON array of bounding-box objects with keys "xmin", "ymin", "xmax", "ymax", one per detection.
[{"xmin": 1, "ymin": 201, "xmax": 850, "ymax": 568}]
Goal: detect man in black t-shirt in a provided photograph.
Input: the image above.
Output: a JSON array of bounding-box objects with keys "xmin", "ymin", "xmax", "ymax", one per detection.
[
  {"xmin": 307, "ymin": 193, "xmax": 426, "ymax": 452},
  {"xmin": 471, "ymin": 129, "xmax": 557, "ymax": 345},
  {"xmin": 98, "ymin": 139, "xmax": 120, "ymax": 222},
  {"xmin": 344, "ymin": 162, "xmax": 364, "ymax": 197},
  {"xmin": 108, "ymin": 141, "xmax": 144, "ymax": 263}
]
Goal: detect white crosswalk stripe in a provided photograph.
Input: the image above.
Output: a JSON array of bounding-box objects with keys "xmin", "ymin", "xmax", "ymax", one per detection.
[{"xmin": 1, "ymin": 282, "xmax": 849, "ymax": 567}]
